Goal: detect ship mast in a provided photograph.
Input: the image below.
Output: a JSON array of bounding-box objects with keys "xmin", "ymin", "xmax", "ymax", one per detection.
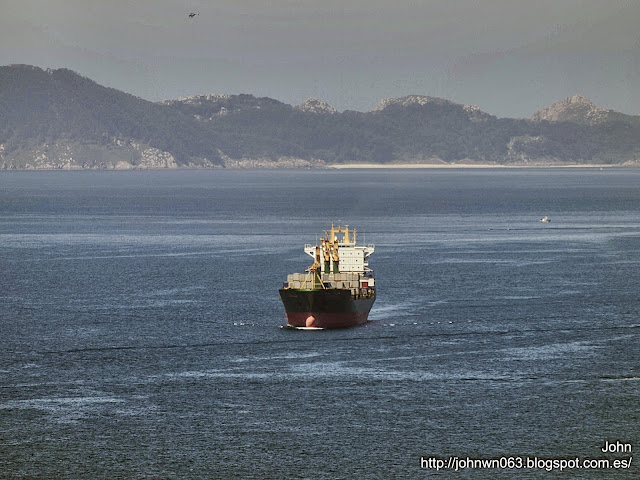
[{"xmin": 306, "ymin": 244, "xmax": 324, "ymax": 289}]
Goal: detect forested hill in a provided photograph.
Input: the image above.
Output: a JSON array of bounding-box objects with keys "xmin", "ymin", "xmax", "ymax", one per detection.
[
  {"xmin": 0, "ymin": 65, "xmax": 227, "ymax": 168},
  {"xmin": 1, "ymin": 65, "xmax": 639, "ymax": 169}
]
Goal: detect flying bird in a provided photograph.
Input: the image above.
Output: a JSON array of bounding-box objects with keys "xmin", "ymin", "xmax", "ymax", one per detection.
[{"xmin": 188, "ymin": 12, "xmax": 199, "ymax": 18}]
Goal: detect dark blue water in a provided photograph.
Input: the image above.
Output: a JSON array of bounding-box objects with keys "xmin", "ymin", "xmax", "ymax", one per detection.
[{"xmin": 1, "ymin": 169, "xmax": 639, "ymax": 479}]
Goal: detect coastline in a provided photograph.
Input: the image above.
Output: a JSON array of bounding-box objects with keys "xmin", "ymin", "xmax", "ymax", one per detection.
[
  {"xmin": 326, "ymin": 163, "xmax": 630, "ymax": 169},
  {"xmin": 2, "ymin": 161, "xmax": 638, "ymax": 171}
]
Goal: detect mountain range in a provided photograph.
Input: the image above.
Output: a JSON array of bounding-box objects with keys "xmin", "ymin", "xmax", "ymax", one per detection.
[{"xmin": 1, "ymin": 64, "xmax": 639, "ymax": 169}]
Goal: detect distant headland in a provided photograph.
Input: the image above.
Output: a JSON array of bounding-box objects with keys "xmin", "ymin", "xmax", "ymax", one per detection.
[{"xmin": 1, "ymin": 65, "xmax": 639, "ymax": 170}]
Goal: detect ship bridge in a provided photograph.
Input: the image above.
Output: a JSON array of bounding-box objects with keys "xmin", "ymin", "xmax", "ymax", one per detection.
[{"xmin": 304, "ymin": 223, "xmax": 374, "ymax": 274}]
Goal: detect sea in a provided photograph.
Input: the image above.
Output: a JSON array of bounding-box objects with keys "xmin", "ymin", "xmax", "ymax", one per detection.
[{"xmin": 1, "ymin": 168, "xmax": 639, "ymax": 479}]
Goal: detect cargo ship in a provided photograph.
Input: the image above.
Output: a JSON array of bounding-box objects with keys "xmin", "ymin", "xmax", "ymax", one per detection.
[{"xmin": 279, "ymin": 223, "xmax": 375, "ymax": 329}]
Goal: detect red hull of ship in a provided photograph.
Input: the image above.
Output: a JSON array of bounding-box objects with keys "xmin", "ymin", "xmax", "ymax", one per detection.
[
  {"xmin": 279, "ymin": 288, "xmax": 375, "ymax": 329},
  {"xmin": 285, "ymin": 310, "xmax": 370, "ymax": 329}
]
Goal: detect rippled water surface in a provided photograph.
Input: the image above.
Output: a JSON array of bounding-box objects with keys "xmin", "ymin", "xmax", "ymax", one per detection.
[{"xmin": 1, "ymin": 169, "xmax": 639, "ymax": 478}]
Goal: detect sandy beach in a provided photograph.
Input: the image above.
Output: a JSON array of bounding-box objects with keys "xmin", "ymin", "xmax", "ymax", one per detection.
[{"xmin": 326, "ymin": 163, "xmax": 627, "ymax": 169}]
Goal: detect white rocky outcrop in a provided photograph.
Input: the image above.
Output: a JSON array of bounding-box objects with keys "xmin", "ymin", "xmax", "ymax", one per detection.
[
  {"xmin": 0, "ymin": 139, "xmax": 184, "ymax": 170},
  {"xmin": 138, "ymin": 148, "xmax": 177, "ymax": 168},
  {"xmin": 530, "ymin": 94, "xmax": 614, "ymax": 124},
  {"xmin": 374, "ymin": 95, "xmax": 489, "ymax": 122},
  {"xmin": 160, "ymin": 94, "xmax": 231, "ymax": 106},
  {"xmin": 375, "ymin": 95, "xmax": 452, "ymax": 111},
  {"xmin": 295, "ymin": 98, "xmax": 338, "ymax": 114},
  {"xmin": 217, "ymin": 149, "xmax": 325, "ymax": 168}
]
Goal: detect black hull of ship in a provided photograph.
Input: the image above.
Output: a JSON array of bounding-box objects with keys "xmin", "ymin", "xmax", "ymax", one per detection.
[{"xmin": 279, "ymin": 288, "xmax": 375, "ymax": 329}]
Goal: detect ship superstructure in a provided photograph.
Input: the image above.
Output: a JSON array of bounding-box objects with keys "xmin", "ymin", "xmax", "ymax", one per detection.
[{"xmin": 279, "ymin": 223, "xmax": 375, "ymax": 329}]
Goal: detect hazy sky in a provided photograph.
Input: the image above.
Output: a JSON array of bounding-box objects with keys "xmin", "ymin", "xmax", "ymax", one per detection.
[{"xmin": 2, "ymin": 0, "xmax": 639, "ymax": 117}]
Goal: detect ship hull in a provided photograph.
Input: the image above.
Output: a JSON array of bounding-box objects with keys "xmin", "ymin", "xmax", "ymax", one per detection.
[{"xmin": 279, "ymin": 288, "xmax": 375, "ymax": 329}]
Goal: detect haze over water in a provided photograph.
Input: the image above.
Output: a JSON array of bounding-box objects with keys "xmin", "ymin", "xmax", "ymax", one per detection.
[{"xmin": 1, "ymin": 168, "xmax": 639, "ymax": 478}]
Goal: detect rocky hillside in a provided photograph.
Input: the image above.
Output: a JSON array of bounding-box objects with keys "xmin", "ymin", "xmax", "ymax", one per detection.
[
  {"xmin": 530, "ymin": 94, "xmax": 625, "ymax": 125},
  {"xmin": 0, "ymin": 65, "xmax": 229, "ymax": 169},
  {"xmin": 375, "ymin": 95, "xmax": 492, "ymax": 123},
  {"xmin": 1, "ymin": 65, "xmax": 639, "ymax": 169}
]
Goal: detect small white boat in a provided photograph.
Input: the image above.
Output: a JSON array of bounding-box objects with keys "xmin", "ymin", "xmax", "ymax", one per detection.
[{"xmin": 539, "ymin": 216, "xmax": 550, "ymax": 223}]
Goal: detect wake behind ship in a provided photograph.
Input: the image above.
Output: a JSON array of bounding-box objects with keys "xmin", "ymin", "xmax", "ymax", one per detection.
[{"xmin": 279, "ymin": 224, "xmax": 375, "ymax": 329}]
